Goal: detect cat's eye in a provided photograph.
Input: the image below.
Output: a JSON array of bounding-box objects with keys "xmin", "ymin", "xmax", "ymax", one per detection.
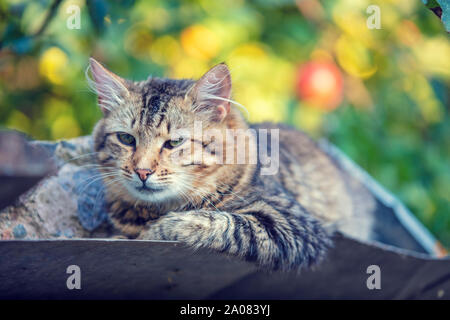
[
  {"xmin": 166, "ymin": 137, "xmax": 185, "ymax": 149},
  {"xmin": 116, "ymin": 132, "xmax": 136, "ymax": 146}
]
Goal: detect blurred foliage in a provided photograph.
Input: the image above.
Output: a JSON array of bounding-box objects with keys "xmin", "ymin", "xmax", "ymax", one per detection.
[
  {"xmin": 0, "ymin": 0, "xmax": 449, "ymax": 247},
  {"xmin": 423, "ymin": 0, "xmax": 450, "ymax": 31}
]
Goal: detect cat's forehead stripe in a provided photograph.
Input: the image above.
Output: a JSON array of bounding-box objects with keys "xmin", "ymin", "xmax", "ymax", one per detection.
[{"xmin": 135, "ymin": 78, "xmax": 193, "ymax": 132}]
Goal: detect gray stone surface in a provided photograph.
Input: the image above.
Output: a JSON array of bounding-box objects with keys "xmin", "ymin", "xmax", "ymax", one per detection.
[{"xmin": 0, "ymin": 134, "xmax": 111, "ymax": 239}]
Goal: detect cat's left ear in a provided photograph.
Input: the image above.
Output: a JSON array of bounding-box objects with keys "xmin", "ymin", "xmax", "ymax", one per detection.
[
  {"xmin": 188, "ymin": 63, "xmax": 232, "ymax": 122},
  {"xmin": 88, "ymin": 57, "xmax": 129, "ymax": 114}
]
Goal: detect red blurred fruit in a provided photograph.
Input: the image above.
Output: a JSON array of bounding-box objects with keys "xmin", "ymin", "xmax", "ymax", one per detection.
[{"xmin": 295, "ymin": 61, "xmax": 344, "ymax": 111}]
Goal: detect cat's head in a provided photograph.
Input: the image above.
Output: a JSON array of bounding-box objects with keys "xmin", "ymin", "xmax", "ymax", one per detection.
[{"xmin": 89, "ymin": 58, "xmax": 248, "ymax": 206}]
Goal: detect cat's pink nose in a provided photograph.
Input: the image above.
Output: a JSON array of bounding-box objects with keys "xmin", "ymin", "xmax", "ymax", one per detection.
[{"xmin": 135, "ymin": 168, "xmax": 154, "ymax": 182}]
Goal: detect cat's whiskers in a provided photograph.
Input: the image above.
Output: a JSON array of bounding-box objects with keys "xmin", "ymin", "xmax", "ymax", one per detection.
[
  {"xmin": 195, "ymin": 168, "xmax": 249, "ymax": 204},
  {"xmin": 91, "ymin": 175, "xmax": 125, "ymax": 213},
  {"xmin": 167, "ymin": 176, "xmax": 201, "ymax": 210},
  {"xmin": 186, "ymin": 168, "xmax": 249, "ymax": 205},
  {"xmin": 80, "ymin": 174, "xmax": 119, "ymax": 192},
  {"xmin": 77, "ymin": 164, "xmax": 114, "ymax": 171},
  {"xmin": 77, "ymin": 171, "xmax": 120, "ymax": 195},
  {"xmin": 197, "ymin": 189, "xmax": 222, "ymax": 213},
  {"xmin": 176, "ymin": 178, "xmax": 221, "ymax": 213},
  {"xmin": 76, "ymin": 171, "xmax": 116, "ymax": 189},
  {"xmin": 216, "ymin": 181, "xmax": 249, "ymax": 204},
  {"xmin": 64, "ymin": 151, "xmax": 102, "ymax": 163},
  {"xmin": 176, "ymin": 187, "xmax": 198, "ymax": 211},
  {"xmin": 168, "ymin": 169, "xmax": 219, "ymax": 208}
]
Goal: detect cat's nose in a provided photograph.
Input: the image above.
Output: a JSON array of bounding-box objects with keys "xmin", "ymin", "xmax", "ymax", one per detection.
[{"xmin": 135, "ymin": 168, "xmax": 154, "ymax": 182}]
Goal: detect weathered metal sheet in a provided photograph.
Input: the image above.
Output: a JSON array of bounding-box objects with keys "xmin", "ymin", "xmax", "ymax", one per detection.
[
  {"xmin": 0, "ymin": 239, "xmax": 257, "ymax": 299},
  {"xmin": 211, "ymin": 234, "xmax": 450, "ymax": 300},
  {"xmin": 319, "ymin": 140, "xmax": 446, "ymax": 257},
  {"xmin": 0, "ymin": 235, "xmax": 448, "ymax": 299},
  {"xmin": 0, "ymin": 131, "xmax": 54, "ymax": 211}
]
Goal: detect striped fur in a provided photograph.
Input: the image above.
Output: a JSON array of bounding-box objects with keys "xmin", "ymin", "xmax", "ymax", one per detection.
[{"xmin": 89, "ymin": 60, "xmax": 353, "ymax": 271}]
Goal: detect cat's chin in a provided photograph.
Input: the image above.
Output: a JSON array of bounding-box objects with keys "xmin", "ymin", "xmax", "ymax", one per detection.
[{"xmin": 123, "ymin": 183, "xmax": 175, "ymax": 203}]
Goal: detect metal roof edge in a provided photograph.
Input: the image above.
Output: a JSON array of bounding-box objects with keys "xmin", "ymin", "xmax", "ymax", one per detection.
[{"xmin": 318, "ymin": 140, "xmax": 443, "ymax": 257}]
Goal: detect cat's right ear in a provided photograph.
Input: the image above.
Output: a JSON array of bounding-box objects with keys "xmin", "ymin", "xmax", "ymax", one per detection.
[
  {"xmin": 88, "ymin": 58, "xmax": 129, "ymax": 114},
  {"xmin": 187, "ymin": 63, "xmax": 232, "ymax": 122}
]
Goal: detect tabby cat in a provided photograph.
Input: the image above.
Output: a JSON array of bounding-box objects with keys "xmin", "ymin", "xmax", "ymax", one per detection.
[{"xmin": 89, "ymin": 58, "xmax": 354, "ymax": 271}]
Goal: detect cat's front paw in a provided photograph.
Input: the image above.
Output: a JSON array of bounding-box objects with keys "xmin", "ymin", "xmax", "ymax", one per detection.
[{"xmin": 137, "ymin": 210, "xmax": 217, "ymax": 245}]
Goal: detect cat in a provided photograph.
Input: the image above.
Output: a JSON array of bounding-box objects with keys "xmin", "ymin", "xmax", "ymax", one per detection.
[{"xmin": 88, "ymin": 57, "xmax": 355, "ymax": 271}]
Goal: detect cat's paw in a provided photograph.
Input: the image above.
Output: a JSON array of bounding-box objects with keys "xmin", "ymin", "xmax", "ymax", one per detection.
[{"xmin": 137, "ymin": 210, "xmax": 217, "ymax": 244}]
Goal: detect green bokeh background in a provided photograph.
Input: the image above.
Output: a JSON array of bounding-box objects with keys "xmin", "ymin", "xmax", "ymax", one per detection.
[{"xmin": 0, "ymin": 0, "xmax": 449, "ymax": 247}]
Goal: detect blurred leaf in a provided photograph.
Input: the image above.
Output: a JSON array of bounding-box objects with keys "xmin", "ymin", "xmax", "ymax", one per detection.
[
  {"xmin": 8, "ymin": 3, "xmax": 27, "ymax": 19},
  {"xmin": 422, "ymin": 0, "xmax": 440, "ymax": 9},
  {"xmin": 0, "ymin": 22, "xmax": 24, "ymax": 50},
  {"xmin": 115, "ymin": 0, "xmax": 136, "ymax": 9},
  {"xmin": 437, "ymin": 0, "xmax": 450, "ymax": 31},
  {"xmin": 86, "ymin": 0, "xmax": 108, "ymax": 33},
  {"xmin": 10, "ymin": 36, "xmax": 33, "ymax": 54},
  {"xmin": 423, "ymin": 0, "xmax": 450, "ymax": 31}
]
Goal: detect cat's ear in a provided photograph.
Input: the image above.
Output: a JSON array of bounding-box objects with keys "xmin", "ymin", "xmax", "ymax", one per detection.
[
  {"xmin": 88, "ymin": 58, "xmax": 129, "ymax": 114},
  {"xmin": 188, "ymin": 63, "xmax": 232, "ymax": 122}
]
